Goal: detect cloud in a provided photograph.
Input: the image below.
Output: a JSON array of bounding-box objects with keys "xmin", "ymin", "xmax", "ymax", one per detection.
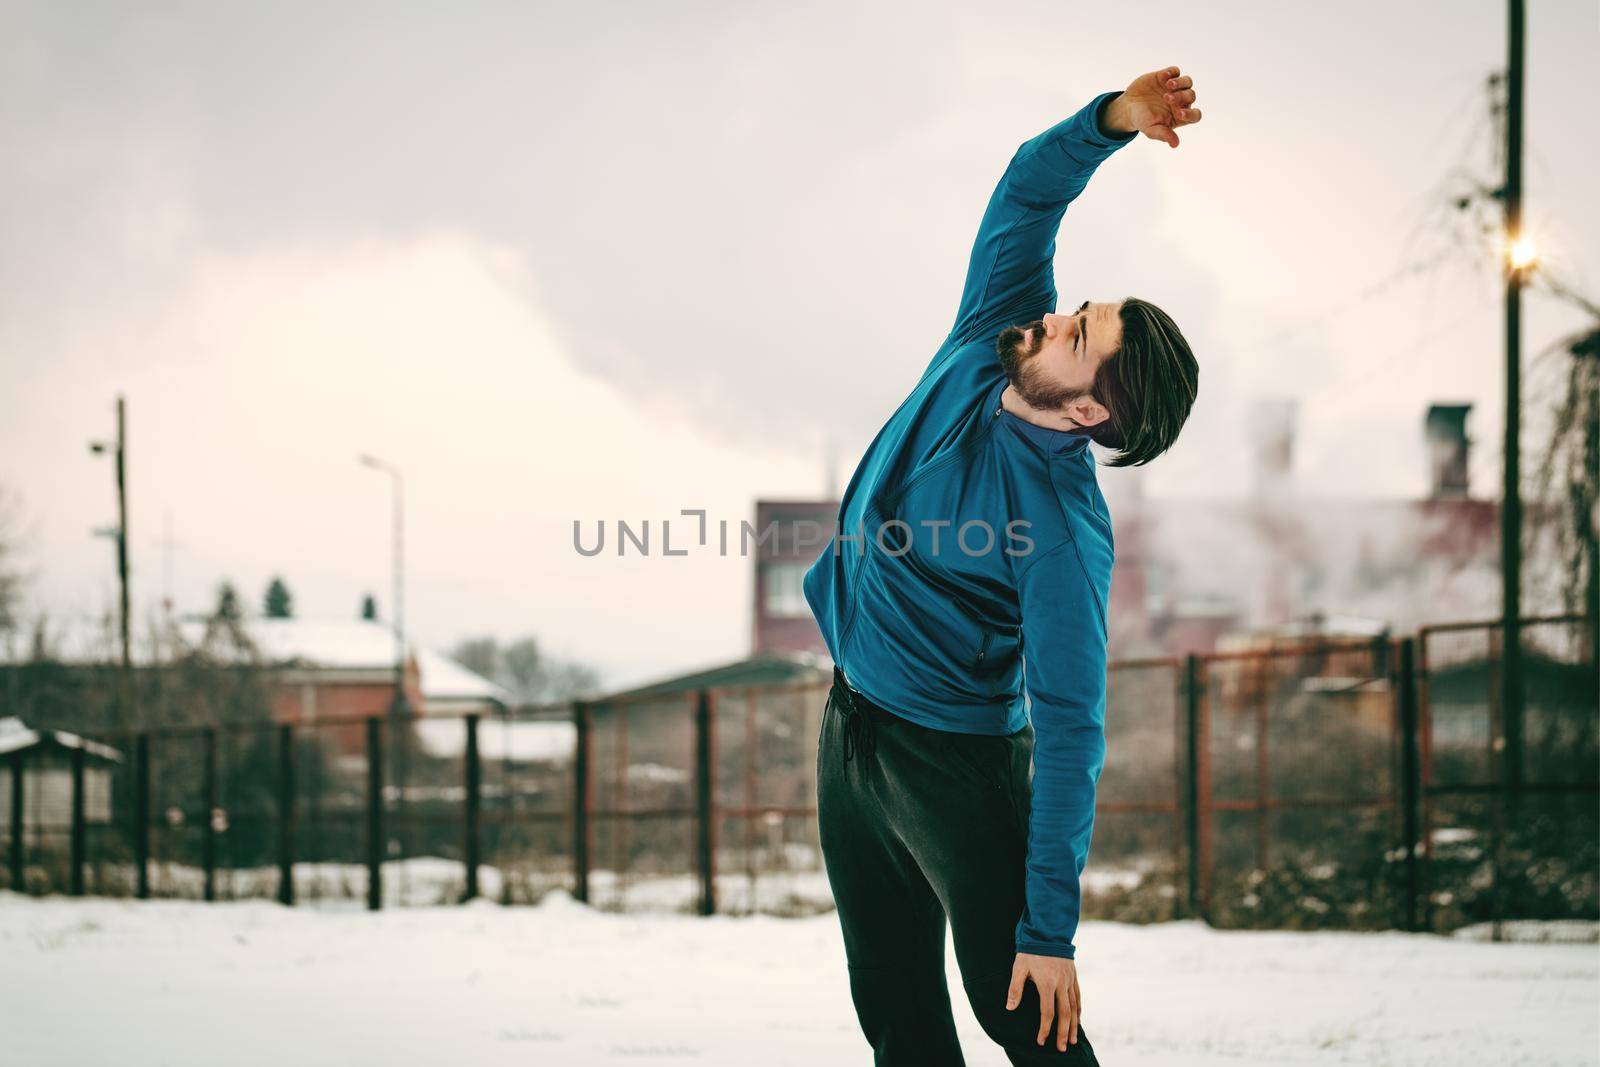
[
  {"xmin": 3, "ymin": 0, "xmax": 1599, "ymax": 675},
  {"xmin": 3, "ymin": 229, "xmax": 820, "ymax": 683}
]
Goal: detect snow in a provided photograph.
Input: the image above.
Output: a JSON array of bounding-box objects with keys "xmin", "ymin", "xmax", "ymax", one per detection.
[
  {"xmin": 2, "ymin": 893, "xmax": 1596, "ymax": 1066},
  {"xmin": 70, "ymin": 856, "xmax": 1161, "ymax": 917},
  {"xmin": 412, "ymin": 646, "xmax": 513, "ymax": 705},
  {"xmin": 412, "ymin": 716, "xmax": 574, "ymax": 761},
  {"xmin": 0, "ymin": 716, "xmax": 124, "ymax": 761}
]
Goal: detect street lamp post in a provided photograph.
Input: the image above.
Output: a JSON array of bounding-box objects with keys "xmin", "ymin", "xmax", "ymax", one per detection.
[
  {"xmin": 1500, "ymin": 0, "xmax": 1527, "ymax": 804},
  {"xmin": 358, "ymin": 453, "xmax": 409, "ymax": 881},
  {"xmin": 357, "ymin": 454, "xmax": 406, "ymax": 714}
]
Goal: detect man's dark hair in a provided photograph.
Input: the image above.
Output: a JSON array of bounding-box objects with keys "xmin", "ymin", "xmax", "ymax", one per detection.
[{"xmin": 1087, "ymin": 297, "xmax": 1199, "ymax": 467}]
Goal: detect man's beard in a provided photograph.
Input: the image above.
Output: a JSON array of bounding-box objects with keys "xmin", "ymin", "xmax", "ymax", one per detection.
[{"xmin": 997, "ymin": 320, "xmax": 1087, "ymax": 411}]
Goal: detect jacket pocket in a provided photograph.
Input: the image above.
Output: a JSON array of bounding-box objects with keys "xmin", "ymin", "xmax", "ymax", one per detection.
[
  {"xmin": 972, "ymin": 630, "xmax": 993, "ymax": 671},
  {"xmin": 941, "ymin": 731, "xmax": 1012, "ymax": 793}
]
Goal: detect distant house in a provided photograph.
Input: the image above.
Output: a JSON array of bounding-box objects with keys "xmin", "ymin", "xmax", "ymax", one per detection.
[
  {"xmin": 165, "ymin": 618, "xmax": 514, "ymax": 762},
  {"xmin": 3, "ymin": 617, "xmax": 508, "ymax": 764},
  {"xmin": 751, "ymin": 499, "xmax": 836, "ymax": 658},
  {"xmin": 169, "ymin": 617, "xmax": 513, "ymax": 726},
  {"xmin": 0, "ymin": 716, "xmax": 122, "ymax": 830}
]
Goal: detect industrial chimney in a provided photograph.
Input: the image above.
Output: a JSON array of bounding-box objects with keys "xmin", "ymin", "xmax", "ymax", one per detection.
[
  {"xmin": 1425, "ymin": 404, "xmax": 1472, "ymax": 499},
  {"xmin": 1247, "ymin": 398, "xmax": 1297, "ymax": 498}
]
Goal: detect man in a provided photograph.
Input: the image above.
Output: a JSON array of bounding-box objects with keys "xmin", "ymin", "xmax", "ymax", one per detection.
[{"xmin": 805, "ymin": 66, "xmax": 1203, "ymax": 1065}]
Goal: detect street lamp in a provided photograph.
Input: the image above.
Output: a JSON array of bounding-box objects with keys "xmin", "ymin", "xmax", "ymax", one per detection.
[
  {"xmin": 359, "ymin": 452, "xmax": 409, "ymax": 883},
  {"xmin": 357, "ymin": 453, "xmax": 406, "ymax": 716},
  {"xmin": 1506, "ymin": 234, "xmax": 1538, "ymax": 273}
]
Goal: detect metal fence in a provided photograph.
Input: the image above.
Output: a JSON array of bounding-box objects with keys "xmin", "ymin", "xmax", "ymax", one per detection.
[
  {"xmin": 1415, "ymin": 615, "xmax": 1598, "ymax": 933},
  {"xmin": 2, "ymin": 617, "xmax": 1594, "ymax": 936}
]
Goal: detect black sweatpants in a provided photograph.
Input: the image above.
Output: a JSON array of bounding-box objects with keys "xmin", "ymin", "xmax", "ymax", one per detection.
[{"xmin": 817, "ymin": 668, "xmax": 1100, "ymax": 1066}]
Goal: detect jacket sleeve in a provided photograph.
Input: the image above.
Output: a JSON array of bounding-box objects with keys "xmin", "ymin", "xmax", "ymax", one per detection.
[
  {"xmin": 947, "ymin": 91, "xmax": 1136, "ymax": 347},
  {"xmin": 1013, "ymin": 539, "xmax": 1110, "ymax": 959}
]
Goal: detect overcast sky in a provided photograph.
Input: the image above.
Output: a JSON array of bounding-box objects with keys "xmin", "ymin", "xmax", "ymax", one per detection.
[{"xmin": 2, "ymin": 1, "xmax": 1596, "ymax": 685}]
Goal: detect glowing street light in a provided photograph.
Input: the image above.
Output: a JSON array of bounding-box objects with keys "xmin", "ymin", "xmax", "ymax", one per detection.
[{"xmin": 1507, "ymin": 234, "xmax": 1539, "ymax": 272}]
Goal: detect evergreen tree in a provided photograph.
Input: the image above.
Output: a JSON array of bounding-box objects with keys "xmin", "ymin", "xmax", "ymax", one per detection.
[
  {"xmin": 215, "ymin": 582, "xmax": 242, "ymax": 621},
  {"xmin": 360, "ymin": 593, "xmax": 378, "ymax": 621},
  {"xmin": 263, "ymin": 576, "xmax": 293, "ymax": 618}
]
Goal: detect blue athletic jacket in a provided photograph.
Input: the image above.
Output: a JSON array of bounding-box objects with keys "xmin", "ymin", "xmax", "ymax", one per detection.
[{"xmin": 804, "ymin": 91, "xmax": 1135, "ymax": 959}]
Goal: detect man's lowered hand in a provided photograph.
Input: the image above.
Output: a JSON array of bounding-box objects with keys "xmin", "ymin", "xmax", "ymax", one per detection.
[{"xmin": 1006, "ymin": 952, "xmax": 1083, "ymax": 1051}]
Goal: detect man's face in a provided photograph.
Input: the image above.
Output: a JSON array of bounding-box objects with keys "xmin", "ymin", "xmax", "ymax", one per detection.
[{"xmin": 997, "ymin": 300, "xmax": 1124, "ymax": 412}]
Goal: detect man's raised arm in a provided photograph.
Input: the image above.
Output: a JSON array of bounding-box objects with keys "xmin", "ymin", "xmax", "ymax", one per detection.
[{"xmin": 947, "ymin": 67, "xmax": 1202, "ymax": 347}]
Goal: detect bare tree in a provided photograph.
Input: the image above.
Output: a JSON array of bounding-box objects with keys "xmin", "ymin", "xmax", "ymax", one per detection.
[
  {"xmin": 448, "ymin": 633, "xmax": 601, "ymax": 704},
  {"xmin": 0, "ymin": 486, "xmax": 24, "ymax": 646},
  {"xmin": 1530, "ymin": 324, "xmax": 1600, "ymax": 628},
  {"xmin": 450, "ymin": 635, "xmax": 499, "ymax": 680}
]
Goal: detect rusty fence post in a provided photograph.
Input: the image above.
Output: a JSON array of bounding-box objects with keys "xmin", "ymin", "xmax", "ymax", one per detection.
[
  {"xmin": 694, "ymin": 689, "xmax": 716, "ymax": 917},
  {"xmin": 1168, "ymin": 662, "xmax": 1186, "ymax": 922},
  {"xmin": 1254, "ymin": 656, "xmax": 1270, "ymax": 875},
  {"xmin": 1183, "ymin": 654, "xmax": 1203, "ymax": 919},
  {"xmin": 277, "ymin": 724, "xmax": 295, "ymax": 906},
  {"xmin": 463, "ymin": 714, "xmax": 480, "ymax": 903},
  {"xmin": 134, "ymin": 733, "xmax": 150, "ymax": 900},
  {"xmin": 7, "ymin": 748, "xmax": 23, "ymax": 891},
  {"xmin": 572, "ymin": 701, "xmax": 591, "ymax": 904},
  {"xmin": 1395, "ymin": 637, "xmax": 1421, "ymax": 932},
  {"xmin": 202, "ymin": 728, "xmax": 217, "ymax": 903},
  {"xmin": 1417, "ymin": 630, "xmax": 1437, "ymax": 931},
  {"xmin": 366, "ymin": 716, "xmax": 384, "ymax": 911},
  {"xmin": 69, "ymin": 745, "xmax": 86, "ymax": 896}
]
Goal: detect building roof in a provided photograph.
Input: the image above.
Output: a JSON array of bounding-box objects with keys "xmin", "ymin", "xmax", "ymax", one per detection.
[
  {"xmin": 0, "ymin": 716, "xmax": 123, "ymax": 762},
  {"xmin": 190, "ymin": 618, "xmax": 514, "ymax": 708},
  {"xmin": 608, "ymin": 651, "xmax": 831, "ymax": 701},
  {"xmin": 8, "ymin": 615, "xmax": 511, "ymax": 709}
]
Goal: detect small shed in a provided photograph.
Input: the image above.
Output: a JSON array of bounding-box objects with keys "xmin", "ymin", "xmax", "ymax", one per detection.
[{"xmin": 0, "ymin": 716, "xmax": 123, "ymax": 829}]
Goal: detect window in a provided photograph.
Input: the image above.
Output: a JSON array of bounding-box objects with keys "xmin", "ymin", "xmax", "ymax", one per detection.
[{"xmin": 763, "ymin": 562, "xmax": 811, "ymax": 619}]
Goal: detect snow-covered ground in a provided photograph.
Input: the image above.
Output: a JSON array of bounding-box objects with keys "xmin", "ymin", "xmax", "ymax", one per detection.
[
  {"xmin": 102, "ymin": 854, "xmax": 1154, "ymax": 916},
  {"xmin": 1, "ymin": 892, "xmax": 1596, "ymax": 1067}
]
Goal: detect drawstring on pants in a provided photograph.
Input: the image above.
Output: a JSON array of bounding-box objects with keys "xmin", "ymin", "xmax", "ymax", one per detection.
[{"xmin": 833, "ymin": 667, "xmax": 877, "ymax": 769}]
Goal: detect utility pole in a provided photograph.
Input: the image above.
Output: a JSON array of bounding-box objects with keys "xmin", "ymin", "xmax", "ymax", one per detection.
[
  {"xmin": 90, "ymin": 395, "xmax": 132, "ymax": 729},
  {"xmin": 115, "ymin": 396, "xmax": 130, "ymax": 678},
  {"xmin": 1500, "ymin": 0, "xmax": 1526, "ymax": 802}
]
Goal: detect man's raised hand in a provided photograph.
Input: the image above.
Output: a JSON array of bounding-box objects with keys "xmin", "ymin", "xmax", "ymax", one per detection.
[{"xmin": 1104, "ymin": 65, "xmax": 1202, "ymax": 148}]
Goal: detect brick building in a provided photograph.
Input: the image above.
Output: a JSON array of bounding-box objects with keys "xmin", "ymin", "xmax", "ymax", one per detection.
[{"xmin": 750, "ymin": 499, "xmax": 835, "ymax": 657}]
